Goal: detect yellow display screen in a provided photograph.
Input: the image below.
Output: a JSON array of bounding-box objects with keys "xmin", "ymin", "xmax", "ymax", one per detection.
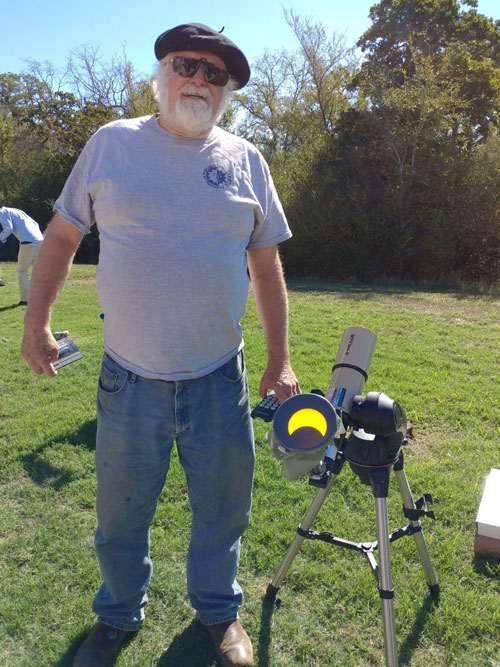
[{"xmin": 287, "ymin": 409, "xmax": 328, "ymax": 437}]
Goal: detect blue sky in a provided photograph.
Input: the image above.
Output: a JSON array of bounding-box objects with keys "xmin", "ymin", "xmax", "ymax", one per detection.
[{"xmin": 2, "ymin": 0, "xmax": 499, "ymax": 79}]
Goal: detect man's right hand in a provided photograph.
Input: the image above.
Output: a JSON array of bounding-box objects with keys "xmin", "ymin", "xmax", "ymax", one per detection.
[
  {"xmin": 19, "ymin": 212, "xmax": 83, "ymax": 377},
  {"xmin": 21, "ymin": 326, "xmax": 59, "ymax": 377}
]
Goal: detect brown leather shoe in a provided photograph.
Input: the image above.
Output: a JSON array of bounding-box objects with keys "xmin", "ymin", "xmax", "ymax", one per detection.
[
  {"xmin": 205, "ymin": 619, "xmax": 253, "ymax": 666},
  {"xmin": 73, "ymin": 622, "xmax": 135, "ymax": 666}
]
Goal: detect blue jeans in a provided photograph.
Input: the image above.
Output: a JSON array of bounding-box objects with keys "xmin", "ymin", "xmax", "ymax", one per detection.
[{"xmin": 92, "ymin": 351, "xmax": 255, "ymax": 631}]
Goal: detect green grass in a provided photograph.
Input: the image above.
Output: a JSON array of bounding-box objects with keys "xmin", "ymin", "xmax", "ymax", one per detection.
[{"xmin": 1, "ymin": 262, "xmax": 499, "ymax": 666}]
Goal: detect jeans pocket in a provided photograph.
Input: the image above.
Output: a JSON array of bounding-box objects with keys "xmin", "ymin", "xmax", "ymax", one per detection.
[
  {"xmin": 98, "ymin": 357, "xmax": 130, "ymax": 395},
  {"xmin": 216, "ymin": 350, "xmax": 245, "ymax": 383}
]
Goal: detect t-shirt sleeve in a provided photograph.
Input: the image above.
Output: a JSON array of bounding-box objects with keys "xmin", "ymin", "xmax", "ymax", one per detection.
[
  {"xmin": 54, "ymin": 137, "xmax": 97, "ymax": 235},
  {"xmin": 247, "ymin": 153, "xmax": 292, "ymax": 249}
]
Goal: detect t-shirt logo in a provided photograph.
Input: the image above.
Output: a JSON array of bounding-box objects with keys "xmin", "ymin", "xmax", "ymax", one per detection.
[{"xmin": 203, "ymin": 164, "xmax": 232, "ymax": 189}]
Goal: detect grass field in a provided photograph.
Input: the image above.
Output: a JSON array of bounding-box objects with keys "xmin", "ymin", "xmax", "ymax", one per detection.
[{"xmin": 0, "ymin": 261, "xmax": 499, "ymax": 666}]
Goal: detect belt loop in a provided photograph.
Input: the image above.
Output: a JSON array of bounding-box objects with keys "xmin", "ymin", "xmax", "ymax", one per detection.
[{"xmin": 129, "ymin": 372, "xmax": 138, "ymax": 383}]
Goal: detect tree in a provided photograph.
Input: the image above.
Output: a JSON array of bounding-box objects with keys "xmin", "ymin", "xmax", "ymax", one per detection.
[
  {"xmin": 357, "ymin": 0, "xmax": 500, "ymax": 146},
  {"xmin": 234, "ymin": 10, "xmax": 356, "ymax": 159},
  {"xmin": 449, "ymin": 132, "xmax": 500, "ymax": 284},
  {"xmin": 317, "ymin": 0, "xmax": 500, "ymax": 282},
  {"xmin": 63, "ymin": 45, "xmax": 141, "ymax": 113},
  {"xmin": 25, "ymin": 46, "xmax": 158, "ymax": 118},
  {"xmin": 358, "ymin": 0, "xmax": 465, "ymax": 71},
  {"xmin": 0, "ymin": 71, "xmax": 117, "ymax": 235},
  {"xmin": 0, "ymin": 47, "xmax": 158, "ymax": 263},
  {"xmin": 284, "ymin": 9, "xmax": 357, "ymax": 132}
]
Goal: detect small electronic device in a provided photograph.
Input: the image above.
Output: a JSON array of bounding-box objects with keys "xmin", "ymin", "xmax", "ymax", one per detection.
[
  {"xmin": 53, "ymin": 334, "xmax": 83, "ymax": 369},
  {"xmin": 251, "ymin": 391, "xmax": 280, "ymax": 422}
]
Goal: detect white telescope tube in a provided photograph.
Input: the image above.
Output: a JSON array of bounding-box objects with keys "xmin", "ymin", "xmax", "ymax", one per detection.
[{"xmin": 326, "ymin": 326, "xmax": 377, "ymax": 416}]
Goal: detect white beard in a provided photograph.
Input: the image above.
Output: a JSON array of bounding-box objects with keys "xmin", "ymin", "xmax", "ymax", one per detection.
[{"xmin": 157, "ymin": 80, "xmax": 216, "ymax": 136}]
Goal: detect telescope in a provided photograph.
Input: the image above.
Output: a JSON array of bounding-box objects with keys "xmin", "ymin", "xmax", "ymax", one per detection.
[
  {"xmin": 252, "ymin": 326, "xmax": 439, "ymax": 667},
  {"xmin": 267, "ymin": 327, "xmax": 407, "ymax": 488}
]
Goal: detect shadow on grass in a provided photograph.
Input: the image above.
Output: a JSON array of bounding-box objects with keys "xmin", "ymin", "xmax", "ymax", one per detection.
[
  {"xmin": 398, "ymin": 594, "xmax": 439, "ymax": 665},
  {"xmin": 0, "ymin": 303, "xmax": 22, "ymax": 312},
  {"xmin": 473, "ymin": 554, "xmax": 500, "ymax": 578},
  {"xmin": 257, "ymin": 597, "xmax": 275, "ymax": 667},
  {"xmin": 53, "ymin": 628, "xmax": 92, "ymax": 666},
  {"xmin": 52, "ymin": 612, "xmax": 281, "ymax": 667},
  {"xmin": 156, "ymin": 620, "xmax": 216, "ymax": 666},
  {"xmin": 54, "ymin": 626, "xmax": 140, "ymax": 666},
  {"xmin": 257, "ymin": 588, "xmax": 438, "ymax": 667},
  {"xmin": 20, "ymin": 418, "xmax": 97, "ymax": 489}
]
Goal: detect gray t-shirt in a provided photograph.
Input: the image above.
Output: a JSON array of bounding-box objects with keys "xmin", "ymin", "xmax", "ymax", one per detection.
[{"xmin": 55, "ymin": 114, "xmax": 291, "ymax": 380}]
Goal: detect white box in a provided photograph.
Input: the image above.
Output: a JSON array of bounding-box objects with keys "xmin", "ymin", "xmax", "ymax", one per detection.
[
  {"xmin": 475, "ymin": 468, "xmax": 500, "ymax": 557},
  {"xmin": 476, "ymin": 468, "xmax": 500, "ymax": 539},
  {"xmin": 474, "ymin": 533, "xmax": 500, "ymax": 557}
]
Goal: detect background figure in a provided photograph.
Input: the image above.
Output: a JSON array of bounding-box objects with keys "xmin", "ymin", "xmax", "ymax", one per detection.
[{"xmin": 0, "ymin": 207, "xmax": 43, "ymax": 305}]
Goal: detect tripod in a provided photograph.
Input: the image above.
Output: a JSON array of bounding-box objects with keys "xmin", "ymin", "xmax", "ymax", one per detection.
[{"xmin": 265, "ymin": 429, "xmax": 439, "ymax": 667}]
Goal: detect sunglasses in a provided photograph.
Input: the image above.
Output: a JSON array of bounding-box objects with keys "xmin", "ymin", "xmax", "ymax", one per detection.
[{"xmin": 167, "ymin": 55, "xmax": 230, "ymax": 87}]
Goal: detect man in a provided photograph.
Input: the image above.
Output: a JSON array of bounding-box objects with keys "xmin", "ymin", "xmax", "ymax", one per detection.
[
  {"xmin": 0, "ymin": 206, "xmax": 43, "ymax": 304},
  {"xmin": 21, "ymin": 23, "xmax": 300, "ymax": 667}
]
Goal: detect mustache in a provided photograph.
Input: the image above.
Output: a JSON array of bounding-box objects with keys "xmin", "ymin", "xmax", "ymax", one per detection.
[{"xmin": 178, "ymin": 83, "xmax": 213, "ymax": 103}]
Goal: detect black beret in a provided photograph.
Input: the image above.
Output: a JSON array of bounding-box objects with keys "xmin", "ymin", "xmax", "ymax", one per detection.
[{"xmin": 154, "ymin": 23, "xmax": 250, "ymax": 89}]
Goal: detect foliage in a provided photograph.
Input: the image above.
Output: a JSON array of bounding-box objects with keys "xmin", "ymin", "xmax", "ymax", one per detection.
[
  {"xmin": 257, "ymin": 2, "xmax": 500, "ymax": 285},
  {"xmin": 357, "ymin": 0, "xmax": 500, "ymax": 146},
  {"xmin": 0, "ymin": 72, "xmax": 115, "ymax": 261},
  {"xmin": 234, "ymin": 10, "xmax": 356, "ymax": 160},
  {"xmin": 2, "ymin": 5, "xmax": 500, "ymax": 285},
  {"xmin": 0, "ymin": 50, "xmax": 157, "ymax": 262}
]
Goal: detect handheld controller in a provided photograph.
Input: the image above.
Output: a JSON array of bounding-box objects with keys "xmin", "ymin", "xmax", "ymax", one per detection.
[{"xmin": 251, "ymin": 391, "xmax": 280, "ymax": 422}]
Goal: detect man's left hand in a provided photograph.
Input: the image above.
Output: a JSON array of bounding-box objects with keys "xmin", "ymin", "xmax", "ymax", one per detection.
[{"xmin": 259, "ymin": 360, "xmax": 300, "ymax": 403}]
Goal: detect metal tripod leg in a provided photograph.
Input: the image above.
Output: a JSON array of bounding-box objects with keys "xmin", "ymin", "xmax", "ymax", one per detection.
[
  {"xmin": 266, "ymin": 469, "xmax": 338, "ymax": 599},
  {"xmin": 375, "ymin": 496, "xmax": 398, "ymax": 667},
  {"xmin": 393, "ymin": 461, "xmax": 439, "ymax": 598}
]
